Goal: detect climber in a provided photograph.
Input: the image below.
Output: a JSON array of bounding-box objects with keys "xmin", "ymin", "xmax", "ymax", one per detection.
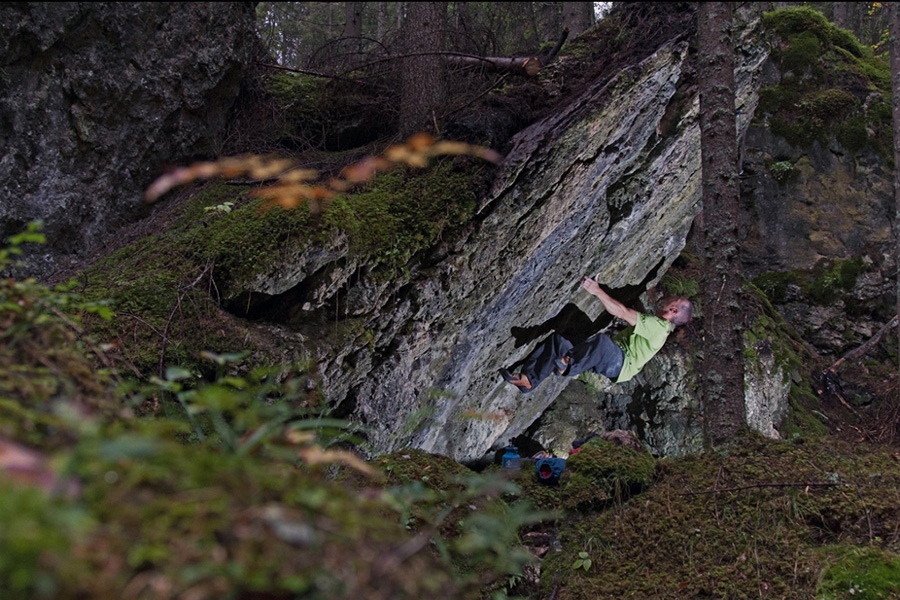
[{"xmin": 499, "ymin": 275, "xmax": 692, "ymax": 393}]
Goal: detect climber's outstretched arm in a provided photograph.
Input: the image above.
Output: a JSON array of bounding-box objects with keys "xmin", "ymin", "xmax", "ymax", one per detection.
[{"xmin": 580, "ymin": 276, "xmax": 638, "ymax": 326}]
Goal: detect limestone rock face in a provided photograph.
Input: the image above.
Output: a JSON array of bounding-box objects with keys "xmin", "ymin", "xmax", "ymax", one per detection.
[
  {"xmin": 249, "ymin": 40, "xmax": 707, "ymax": 461},
  {"xmin": 0, "ymin": 2, "xmax": 257, "ymax": 277},
  {"xmin": 387, "ymin": 20, "xmax": 768, "ymax": 461},
  {"xmin": 412, "ymin": 40, "xmax": 706, "ymax": 460},
  {"xmin": 740, "ymin": 129, "xmax": 894, "ymax": 277}
]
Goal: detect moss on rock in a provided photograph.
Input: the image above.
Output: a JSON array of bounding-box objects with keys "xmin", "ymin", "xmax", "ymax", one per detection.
[
  {"xmin": 751, "ymin": 257, "xmax": 864, "ymax": 306},
  {"xmin": 743, "ymin": 280, "xmax": 829, "ymax": 440},
  {"xmin": 759, "ymin": 7, "xmax": 891, "ymax": 159},
  {"xmin": 78, "ymin": 159, "xmax": 482, "ymax": 378},
  {"xmin": 561, "ymin": 439, "xmax": 656, "ymax": 511}
]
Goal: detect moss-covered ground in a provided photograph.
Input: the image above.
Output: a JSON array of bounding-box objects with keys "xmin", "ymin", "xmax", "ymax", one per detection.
[
  {"xmin": 6, "ymin": 295, "xmax": 900, "ymax": 600},
  {"xmin": 4, "ymin": 195, "xmax": 900, "ymax": 600},
  {"xmin": 0, "ymin": 262, "xmax": 537, "ymax": 598},
  {"xmin": 530, "ymin": 432, "xmax": 900, "ymax": 599}
]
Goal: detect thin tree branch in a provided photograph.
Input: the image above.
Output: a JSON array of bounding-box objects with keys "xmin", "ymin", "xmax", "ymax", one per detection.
[
  {"xmin": 679, "ymin": 481, "xmax": 841, "ymax": 496},
  {"xmin": 828, "ymin": 315, "xmax": 898, "ymax": 373},
  {"xmin": 48, "ymin": 306, "xmax": 115, "ymax": 371},
  {"xmin": 852, "ymin": 482, "xmax": 874, "ymax": 542},
  {"xmin": 440, "ymin": 74, "xmax": 509, "ymax": 120},
  {"xmin": 543, "ymin": 27, "xmax": 569, "ymax": 64},
  {"xmin": 258, "ymin": 62, "xmax": 336, "ymax": 79}
]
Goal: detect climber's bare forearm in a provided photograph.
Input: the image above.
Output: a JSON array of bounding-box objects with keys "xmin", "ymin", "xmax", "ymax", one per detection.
[{"xmin": 580, "ymin": 276, "xmax": 638, "ymax": 326}]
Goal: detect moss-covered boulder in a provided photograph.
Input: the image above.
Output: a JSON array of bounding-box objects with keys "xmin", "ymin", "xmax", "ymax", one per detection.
[{"xmin": 561, "ymin": 439, "xmax": 656, "ymax": 511}]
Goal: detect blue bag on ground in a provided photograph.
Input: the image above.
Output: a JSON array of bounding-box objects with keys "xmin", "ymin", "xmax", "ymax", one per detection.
[{"xmin": 534, "ymin": 457, "xmax": 566, "ymax": 485}]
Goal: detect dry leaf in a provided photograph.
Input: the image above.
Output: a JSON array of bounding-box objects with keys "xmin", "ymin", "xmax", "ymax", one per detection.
[{"xmin": 297, "ymin": 445, "xmax": 380, "ymax": 478}]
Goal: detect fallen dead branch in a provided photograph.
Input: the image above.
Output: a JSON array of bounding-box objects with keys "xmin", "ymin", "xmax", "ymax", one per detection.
[
  {"xmin": 448, "ymin": 28, "xmax": 569, "ymax": 76},
  {"xmin": 816, "ymin": 314, "xmax": 898, "ymax": 424},
  {"xmin": 679, "ymin": 481, "xmax": 841, "ymax": 496},
  {"xmin": 828, "ymin": 314, "xmax": 898, "ymax": 373}
]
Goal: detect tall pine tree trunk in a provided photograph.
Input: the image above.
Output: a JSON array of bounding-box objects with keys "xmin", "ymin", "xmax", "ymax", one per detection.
[
  {"xmin": 562, "ymin": 2, "xmax": 595, "ymax": 36},
  {"xmin": 343, "ymin": 2, "xmax": 364, "ymax": 56},
  {"xmin": 375, "ymin": 2, "xmax": 388, "ymax": 43},
  {"xmin": 343, "ymin": 2, "xmax": 364, "ymax": 40},
  {"xmin": 399, "ymin": 2, "xmax": 446, "ymax": 137},
  {"xmin": 536, "ymin": 2, "xmax": 563, "ymax": 43},
  {"xmin": 889, "ymin": 2, "xmax": 900, "ymax": 375},
  {"xmin": 832, "ymin": 2, "xmax": 852, "ymax": 31},
  {"xmin": 696, "ymin": 2, "xmax": 746, "ymax": 446}
]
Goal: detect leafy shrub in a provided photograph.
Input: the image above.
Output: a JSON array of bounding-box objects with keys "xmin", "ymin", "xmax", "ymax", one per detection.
[
  {"xmin": 1, "ymin": 222, "xmax": 118, "ymax": 447},
  {"xmin": 1, "ymin": 226, "xmax": 549, "ymax": 599},
  {"xmin": 806, "ymin": 258, "xmax": 862, "ymax": 304},
  {"xmin": 660, "ymin": 272, "xmax": 699, "ymax": 299},
  {"xmin": 769, "ymin": 160, "xmax": 796, "ymax": 183},
  {"xmin": 0, "ymin": 483, "xmax": 92, "ymax": 600}
]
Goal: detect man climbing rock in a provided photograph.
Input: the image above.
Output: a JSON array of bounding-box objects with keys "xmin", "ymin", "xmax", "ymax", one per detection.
[{"xmin": 500, "ymin": 275, "xmax": 692, "ymax": 393}]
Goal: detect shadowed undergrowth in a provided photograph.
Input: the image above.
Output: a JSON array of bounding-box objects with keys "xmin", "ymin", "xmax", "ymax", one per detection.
[{"xmin": 4, "ymin": 224, "xmax": 900, "ymax": 600}]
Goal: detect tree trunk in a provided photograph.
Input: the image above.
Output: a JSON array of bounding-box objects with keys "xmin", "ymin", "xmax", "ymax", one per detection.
[
  {"xmin": 343, "ymin": 2, "xmax": 364, "ymax": 40},
  {"xmin": 696, "ymin": 2, "xmax": 746, "ymax": 446},
  {"xmin": 536, "ymin": 2, "xmax": 563, "ymax": 44},
  {"xmin": 562, "ymin": 2, "xmax": 595, "ymax": 36},
  {"xmin": 508, "ymin": 2, "xmax": 534, "ymax": 49},
  {"xmin": 327, "ymin": 3, "xmax": 336, "ymax": 36},
  {"xmin": 376, "ymin": 2, "xmax": 387, "ymax": 42},
  {"xmin": 831, "ymin": 2, "xmax": 852, "ymax": 30},
  {"xmin": 399, "ymin": 2, "xmax": 447, "ymax": 137},
  {"xmin": 889, "ymin": 2, "xmax": 900, "ymax": 377},
  {"xmin": 450, "ymin": 2, "xmax": 483, "ymax": 54},
  {"xmin": 804, "ymin": 1, "xmax": 887, "ymax": 46},
  {"xmin": 443, "ymin": 53, "xmax": 544, "ymax": 77}
]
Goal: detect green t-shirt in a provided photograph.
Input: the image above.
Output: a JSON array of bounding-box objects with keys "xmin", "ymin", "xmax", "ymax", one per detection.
[{"xmin": 613, "ymin": 313, "xmax": 672, "ymax": 383}]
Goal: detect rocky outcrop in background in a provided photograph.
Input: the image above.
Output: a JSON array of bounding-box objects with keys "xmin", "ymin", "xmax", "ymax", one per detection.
[{"xmin": 0, "ymin": 2, "xmax": 257, "ymax": 278}]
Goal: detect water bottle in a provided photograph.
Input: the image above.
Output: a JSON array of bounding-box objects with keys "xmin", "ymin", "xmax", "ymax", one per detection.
[{"xmin": 501, "ymin": 442, "xmax": 521, "ymax": 471}]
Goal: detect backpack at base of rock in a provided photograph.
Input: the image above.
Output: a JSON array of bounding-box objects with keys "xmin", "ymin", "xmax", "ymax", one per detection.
[{"xmin": 534, "ymin": 456, "xmax": 566, "ymax": 485}]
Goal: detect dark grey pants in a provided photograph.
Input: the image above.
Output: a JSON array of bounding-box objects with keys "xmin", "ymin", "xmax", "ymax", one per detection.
[{"xmin": 513, "ymin": 332, "xmax": 624, "ymax": 393}]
